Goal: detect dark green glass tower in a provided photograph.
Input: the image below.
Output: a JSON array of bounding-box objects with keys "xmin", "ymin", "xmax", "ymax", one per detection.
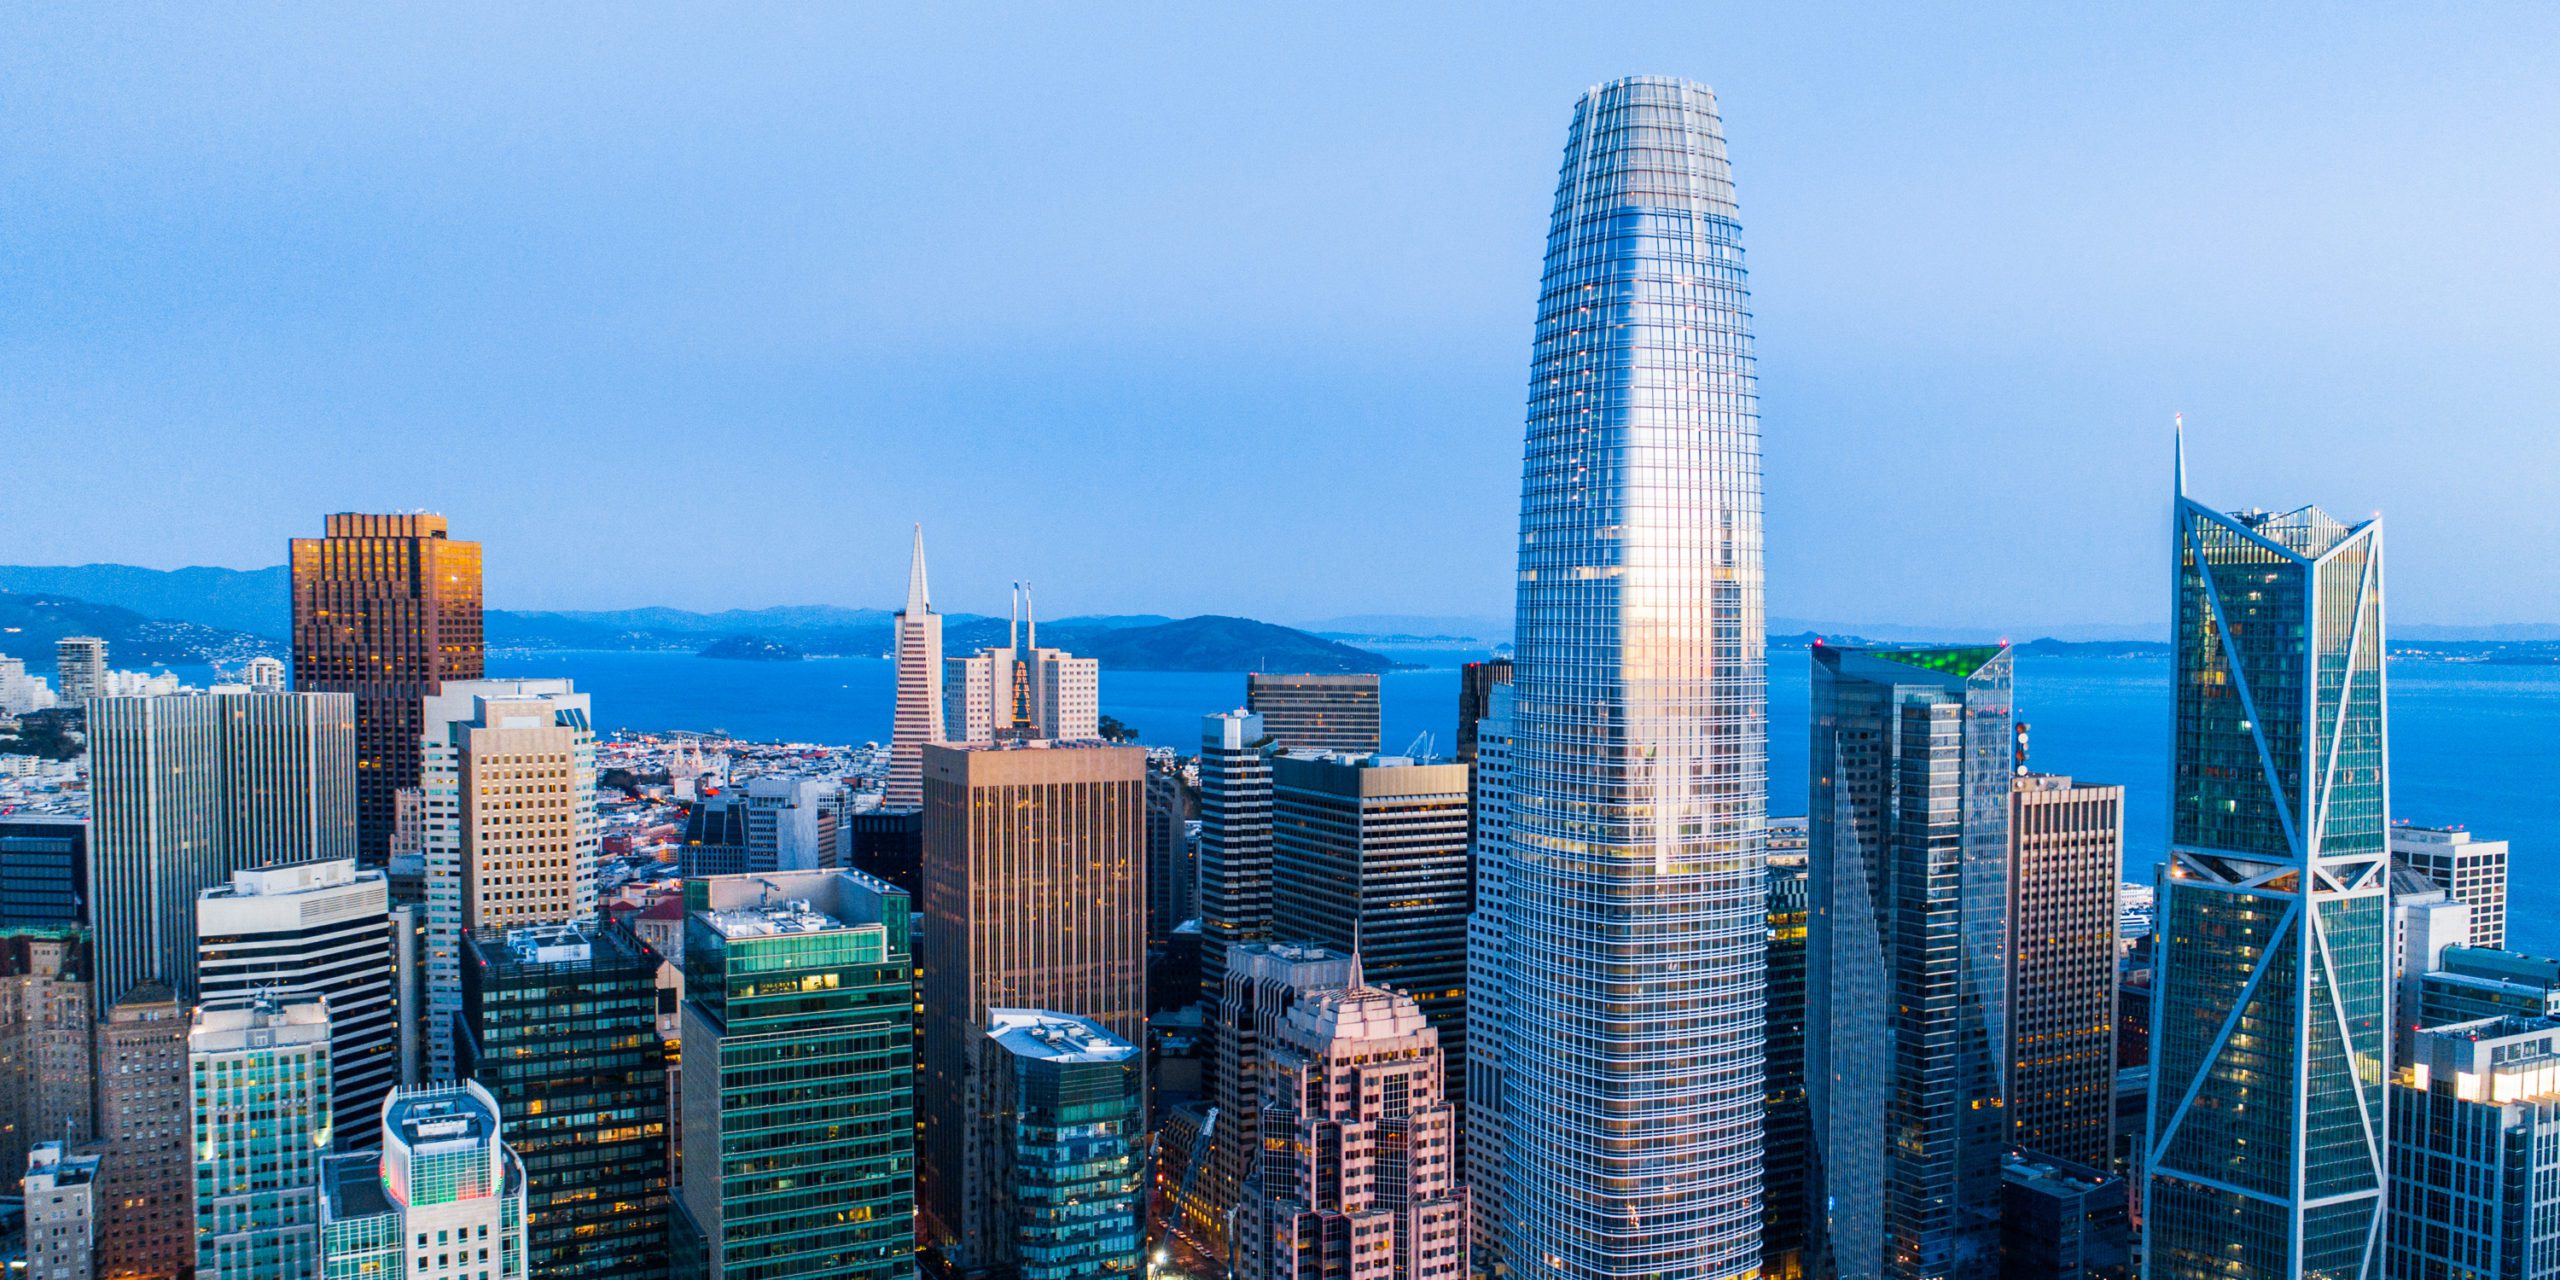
[
  {"xmin": 459, "ymin": 919, "xmax": 671, "ymax": 1280},
  {"xmin": 2144, "ymin": 435, "xmax": 2388, "ymax": 1280},
  {"xmin": 677, "ymin": 870, "xmax": 916, "ymax": 1280}
]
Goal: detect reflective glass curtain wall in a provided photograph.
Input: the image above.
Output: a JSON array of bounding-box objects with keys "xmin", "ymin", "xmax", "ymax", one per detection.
[
  {"xmin": 1498, "ymin": 76, "xmax": 1768, "ymax": 1280},
  {"xmin": 2144, "ymin": 445, "xmax": 2389, "ymax": 1280}
]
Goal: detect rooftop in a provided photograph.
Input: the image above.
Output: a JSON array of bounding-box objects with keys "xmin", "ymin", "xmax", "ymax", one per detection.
[
  {"xmin": 703, "ymin": 898, "xmax": 845, "ymax": 939},
  {"xmin": 987, "ymin": 1008, "xmax": 1139, "ymax": 1064}
]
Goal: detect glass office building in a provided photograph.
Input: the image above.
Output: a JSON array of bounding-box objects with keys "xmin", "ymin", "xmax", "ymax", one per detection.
[
  {"xmin": 981, "ymin": 1010, "xmax": 1145, "ymax": 1280},
  {"xmin": 1494, "ymin": 76, "xmax": 1768, "ymax": 1280},
  {"xmin": 2145, "ymin": 446, "xmax": 2389, "ymax": 1280},
  {"xmin": 1808, "ymin": 644, "xmax": 2014, "ymax": 1280},
  {"xmin": 676, "ymin": 871, "xmax": 916, "ymax": 1280}
]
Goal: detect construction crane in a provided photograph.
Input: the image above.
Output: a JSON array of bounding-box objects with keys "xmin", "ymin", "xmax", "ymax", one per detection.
[{"xmin": 1402, "ymin": 730, "xmax": 1437, "ymax": 764}]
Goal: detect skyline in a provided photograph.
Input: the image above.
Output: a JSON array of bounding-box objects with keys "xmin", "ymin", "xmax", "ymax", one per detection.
[{"xmin": 9, "ymin": 7, "xmax": 2560, "ymax": 628}]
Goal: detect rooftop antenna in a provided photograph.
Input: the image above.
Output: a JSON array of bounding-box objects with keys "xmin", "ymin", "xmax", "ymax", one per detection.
[
  {"xmin": 1023, "ymin": 581, "xmax": 1036, "ymax": 652},
  {"xmin": 2173, "ymin": 411, "xmax": 2188, "ymax": 499},
  {"xmin": 1009, "ymin": 581, "xmax": 1021, "ymax": 652}
]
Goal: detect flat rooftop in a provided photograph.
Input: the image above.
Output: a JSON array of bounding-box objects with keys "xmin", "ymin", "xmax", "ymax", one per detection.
[
  {"xmin": 988, "ymin": 1008, "xmax": 1137, "ymax": 1064},
  {"xmin": 703, "ymin": 900, "xmax": 847, "ymax": 940}
]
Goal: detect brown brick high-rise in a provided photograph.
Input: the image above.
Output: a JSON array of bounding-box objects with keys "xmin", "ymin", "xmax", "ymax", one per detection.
[{"xmin": 291, "ymin": 513, "xmax": 483, "ymax": 860}]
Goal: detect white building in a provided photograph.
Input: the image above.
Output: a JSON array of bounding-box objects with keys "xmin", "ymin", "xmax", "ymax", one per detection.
[
  {"xmin": 943, "ymin": 585, "xmax": 1098, "ymax": 744},
  {"xmin": 239, "ymin": 656, "xmax": 288, "ymax": 693},
  {"xmin": 53, "ymin": 638, "xmax": 106, "ymax": 708},
  {"xmin": 2393, "ymin": 823, "xmax": 2511, "ymax": 949},
  {"xmin": 0, "ymin": 657, "xmax": 56, "ymax": 715},
  {"xmin": 24, "ymin": 1141, "xmax": 99, "ymax": 1280},
  {"xmin": 419, "ymin": 680, "xmax": 599, "ymax": 1081},
  {"xmin": 198, "ymin": 859, "xmax": 399, "ymax": 1146},
  {"xmin": 319, "ymin": 1081, "xmax": 528, "ymax": 1280}
]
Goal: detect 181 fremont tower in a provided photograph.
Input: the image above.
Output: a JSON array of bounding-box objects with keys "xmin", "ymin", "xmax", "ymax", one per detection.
[{"xmin": 1478, "ymin": 76, "xmax": 1767, "ymax": 1280}]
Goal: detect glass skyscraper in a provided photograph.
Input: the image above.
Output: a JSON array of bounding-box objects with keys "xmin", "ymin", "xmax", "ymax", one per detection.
[
  {"xmin": 2144, "ymin": 443, "xmax": 2389, "ymax": 1280},
  {"xmin": 1488, "ymin": 75, "xmax": 1767, "ymax": 1280},
  {"xmin": 1807, "ymin": 643, "xmax": 2014, "ymax": 1279}
]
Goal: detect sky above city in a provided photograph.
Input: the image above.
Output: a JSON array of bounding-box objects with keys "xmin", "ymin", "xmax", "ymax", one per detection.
[{"xmin": 6, "ymin": 6, "xmax": 2558, "ymax": 630}]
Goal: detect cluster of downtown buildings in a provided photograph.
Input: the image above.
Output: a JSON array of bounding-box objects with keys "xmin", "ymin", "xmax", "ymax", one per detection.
[{"xmin": 0, "ymin": 71, "xmax": 2548, "ymax": 1280}]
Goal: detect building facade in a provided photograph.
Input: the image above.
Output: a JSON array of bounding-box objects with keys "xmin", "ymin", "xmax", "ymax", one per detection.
[
  {"xmin": 25, "ymin": 1141, "xmax": 100, "ymax": 1280},
  {"xmin": 2006, "ymin": 774, "xmax": 2125, "ymax": 1171},
  {"xmin": 1493, "ymin": 76, "xmax": 1768, "ymax": 1280},
  {"xmin": 88, "ymin": 689, "xmax": 357, "ymax": 1006},
  {"xmin": 2144, "ymin": 463, "xmax": 2391, "ymax": 1279},
  {"xmin": 918, "ymin": 741, "xmax": 1147, "ymax": 1271},
  {"xmin": 459, "ymin": 921, "xmax": 670, "ymax": 1280},
  {"xmin": 885, "ymin": 525, "xmax": 943, "ymax": 810},
  {"xmin": 418, "ymin": 679, "xmax": 599, "ymax": 1081},
  {"xmin": 1144, "ymin": 754, "xmax": 1198, "ymax": 945},
  {"xmin": 0, "ymin": 819, "xmax": 87, "ymax": 929},
  {"xmin": 318, "ymin": 1081, "xmax": 529, "ymax": 1280},
  {"xmin": 1997, "ymin": 1152, "xmax": 2130, "ymax": 1280},
  {"xmin": 1243, "ymin": 674, "xmax": 1379, "ymax": 755},
  {"xmin": 1762, "ymin": 818, "xmax": 1810, "ymax": 1280},
  {"xmin": 54, "ymin": 637, "xmax": 107, "ymax": 710},
  {"xmin": 197, "ymin": 859, "xmax": 399, "ymax": 1147},
  {"xmin": 1232, "ymin": 983, "xmax": 1467, "ymax": 1280},
  {"xmin": 95, "ymin": 983, "xmax": 191, "ymax": 1280},
  {"xmin": 190, "ymin": 996, "xmax": 331, "ymax": 1280},
  {"xmin": 0, "ymin": 930, "xmax": 94, "ymax": 1173},
  {"xmin": 2390, "ymin": 824, "xmax": 2508, "ymax": 949},
  {"xmin": 1452, "ymin": 659, "xmax": 1512, "ymax": 765},
  {"xmin": 2386, "ymin": 1016, "xmax": 2560, "ymax": 1278},
  {"xmin": 945, "ymin": 588, "xmax": 1101, "ymax": 745},
  {"xmin": 1461, "ymin": 687, "xmax": 1512, "ymax": 1259},
  {"xmin": 290, "ymin": 512, "xmax": 485, "ymax": 861},
  {"xmin": 1269, "ymin": 752, "xmax": 1470, "ymax": 1116},
  {"xmin": 1196, "ymin": 711, "xmax": 1275, "ymax": 1001},
  {"xmin": 1208, "ymin": 943, "xmax": 1361, "ymax": 1267},
  {"xmin": 677, "ymin": 871, "xmax": 915, "ymax": 1280},
  {"xmin": 1809, "ymin": 643, "xmax": 2014, "ymax": 1280},
  {"xmin": 978, "ymin": 1009, "xmax": 1145, "ymax": 1280}
]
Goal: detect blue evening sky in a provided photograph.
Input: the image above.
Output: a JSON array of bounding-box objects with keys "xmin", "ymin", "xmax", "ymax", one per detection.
[{"xmin": 5, "ymin": 6, "xmax": 2556, "ymax": 630}]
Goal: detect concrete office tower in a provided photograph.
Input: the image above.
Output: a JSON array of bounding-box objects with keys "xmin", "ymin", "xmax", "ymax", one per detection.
[
  {"xmin": 1197, "ymin": 711, "xmax": 1276, "ymax": 1000},
  {"xmin": 239, "ymin": 655, "xmax": 287, "ymax": 694},
  {"xmin": 885, "ymin": 525, "xmax": 944, "ymax": 810},
  {"xmin": 946, "ymin": 584, "xmax": 1102, "ymax": 745},
  {"xmin": 1270, "ymin": 752, "xmax": 1471, "ymax": 1115},
  {"xmin": 317, "ymin": 1081, "xmax": 528, "ymax": 1280},
  {"xmin": 89, "ymin": 689, "xmax": 357, "ymax": 1007},
  {"xmin": 977, "ymin": 1010, "xmax": 1146, "ymax": 1280},
  {"xmin": 1233, "ymin": 984, "xmax": 1468, "ymax": 1280},
  {"xmin": 54, "ymin": 637, "xmax": 107, "ymax": 710},
  {"xmin": 197, "ymin": 859, "xmax": 398, "ymax": 1148},
  {"xmin": 1461, "ymin": 687, "xmax": 1513, "ymax": 1259},
  {"xmin": 1762, "ymin": 817, "xmax": 1810, "ymax": 1280},
  {"xmin": 2006, "ymin": 774, "xmax": 2126, "ymax": 1171},
  {"xmin": 459, "ymin": 921, "xmax": 670, "ymax": 1280},
  {"xmin": 2388, "ymin": 1016, "xmax": 2560, "ymax": 1276},
  {"xmin": 0, "ymin": 819, "xmax": 87, "ymax": 929},
  {"xmin": 1144, "ymin": 755, "xmax": 1198, "ymax": 945},
  {"xmin": 418, "ymin": 679, "xmax": 599, "ymax": 1082},
  {"xmin": 25, "ymin": 1141, "xmax": 100, "ymax": 1280},
  {"xmin": 190, "ymin": 995, "xmax": 330, "ymax": 1280},
  {"xmin": 677, "ymin": 871, "xmax": 915, "ymax": 1280},
  {"xmin": 2391, "ymin": 824, "xmax": 2509, "ymax": 949},
  {"xmin": 744, "ymin": 774, "xmax": 837, "ymax": 871},
  {"xmin": 1809, "ymin": 644, "xmax": 2014, "ymax": 1280},
  {"xmin": 2145, "ymin": 449, "xmax": 2391, "ymax": 1279},
  {"xmin": 95, "ymin": 983, "xmax": 191, "ymax": 1280},
  {"xmin": 1495, "ymin": 77, "xmax": 1768, "ymax": 1280},
  {"xmin": 2391, "ymin": 869, "xmax": 2471, "ymax": 1061},
  {"xmin": 0, "ymin": 932, "xmax": 95, "ymax": 1175},
  {"xmin": 1243, "ymin": 674, "xmax": 1379, "ymax": 754},
  {"xmin": 1206, "ymin": 943, "xmax": 1360, "ymax": 1266},
  {"xmin": 291, "ymin": 513, "xmax": 485, "ymax": 861},
  {"xmin": 918, "ymin": 741, "xmax": 1146, "ymax": 1271},
  {"xmin": 1453, "ymin": 659, "xmax": 1512, "ymax": 763}
]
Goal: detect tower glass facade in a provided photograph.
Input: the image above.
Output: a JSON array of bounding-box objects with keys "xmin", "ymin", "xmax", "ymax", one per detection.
[
  {"xmin": 2145, "ymin": 467, "xmax": 2389, "ymax": 1280},
  {"xmin": 1807, "ymin": 643, "xmax": 2014, "ymax": 1279},
  {"xmin": 1496, "ymin": 76, "xmax": 1767, "ymax": 1280}
]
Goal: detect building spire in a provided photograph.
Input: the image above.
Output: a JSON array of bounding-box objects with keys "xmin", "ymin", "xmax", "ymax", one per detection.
[
  {"xmin": 2173, "ymin": 412, "xmax": 2188, "ymax": 500},
  {"xmin": 904, "ymin": 524, "xmax": 932, "ymax": 616}
]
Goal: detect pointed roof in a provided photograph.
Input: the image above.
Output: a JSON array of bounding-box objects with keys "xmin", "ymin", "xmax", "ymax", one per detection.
[{"xmin": 903, "ymin": 524, "xmax": 932, "ymax": 616}]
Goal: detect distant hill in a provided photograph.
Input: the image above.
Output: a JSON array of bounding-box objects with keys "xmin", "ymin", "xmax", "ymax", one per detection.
[
  {"xmin": 0, "ymin": 593, "xmax": 277, "ymax": 667},
  {"xmin": 0, "ymin": 564, "xmax": 291, "ymax": 637}
]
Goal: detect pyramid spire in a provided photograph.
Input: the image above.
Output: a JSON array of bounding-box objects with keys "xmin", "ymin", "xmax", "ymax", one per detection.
[{"xmin": 903, "ymin": 524, "xmax": 932, "ymax": 616}]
